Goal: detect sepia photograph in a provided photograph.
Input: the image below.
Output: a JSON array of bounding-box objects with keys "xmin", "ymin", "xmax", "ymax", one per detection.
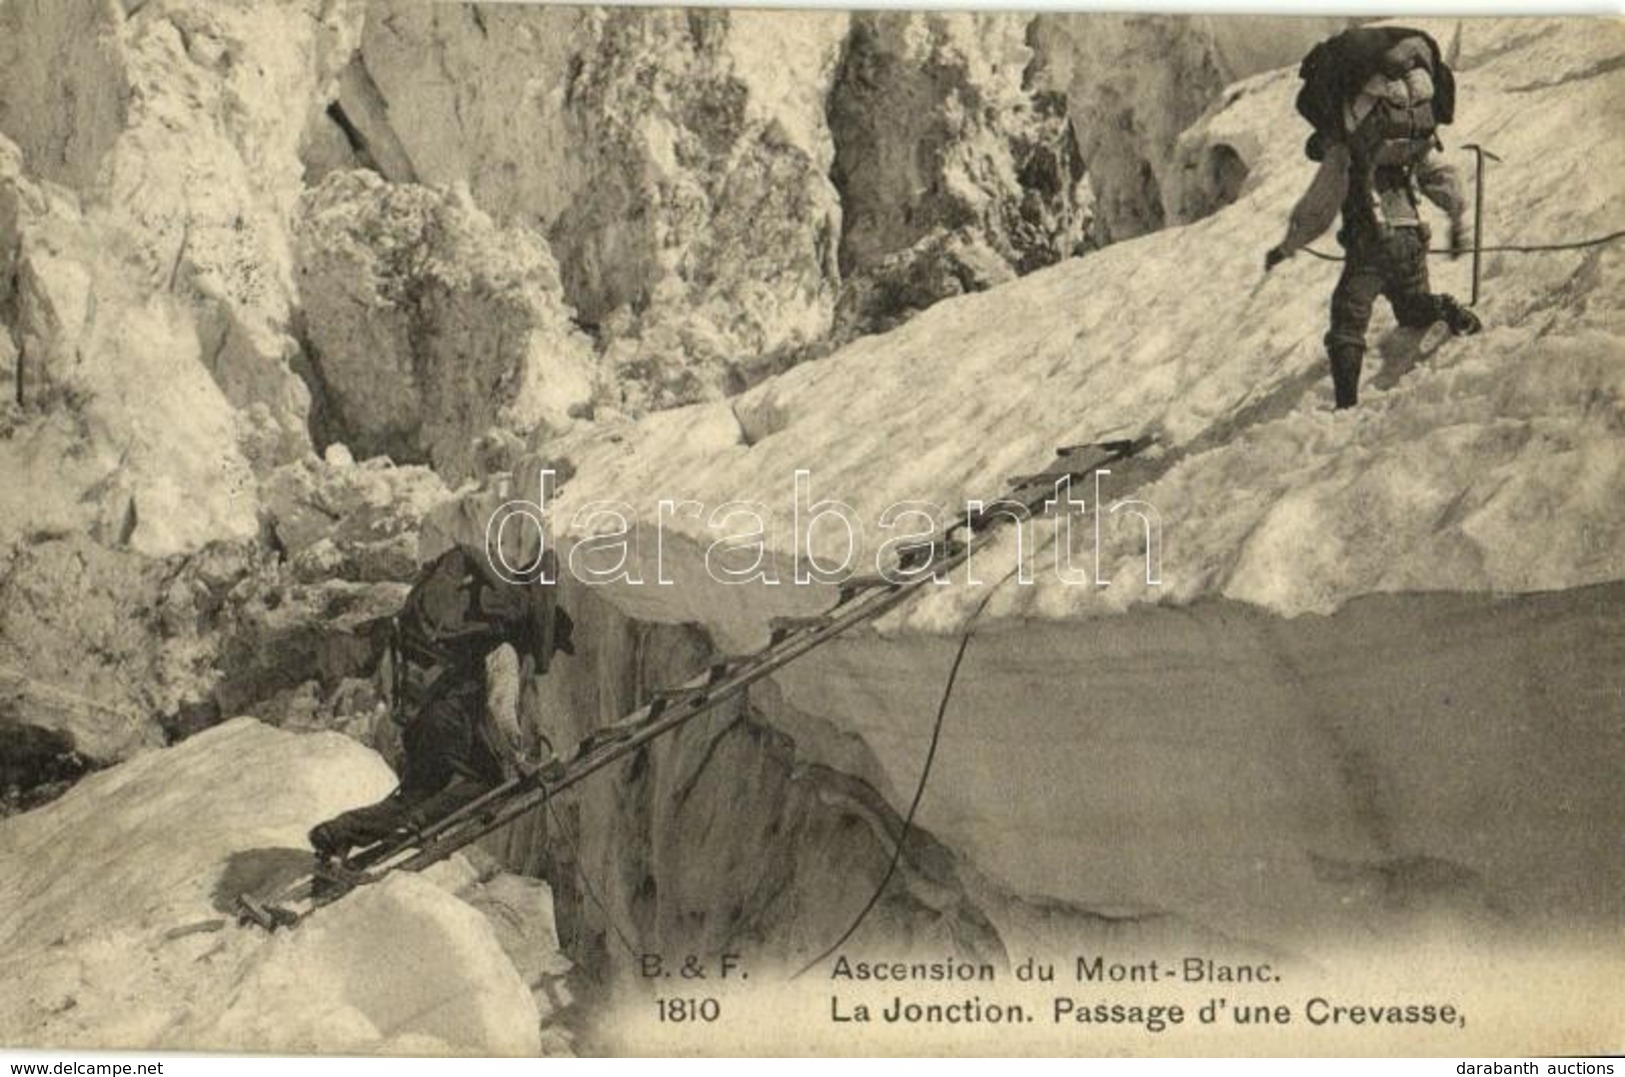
[{"xmin": 0, "ymin": 0, "xmax": 1620, "ymax": 1061}]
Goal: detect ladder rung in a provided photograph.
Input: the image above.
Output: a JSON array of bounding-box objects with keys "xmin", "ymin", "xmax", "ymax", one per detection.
[
  {"xmin": 967, "ymin": 499, "xmax": 1033, "ymax": 532},
  {"xmin": 1055, "ymin": 435, "xmax": 1152, "ymax": 459},
  {"xmin": 573, "ymin": 722, "xmax": 638, "ymax": 758},
  {"xmin": 708, "ymin": 654, "xmax": 759, "ymax": 681},
  {"xmin": 837, "ymin": 575, "xmax": 898, "ymax": 604},
  {"xmin": 515, "ymin": 757, "xmax": 567, "ymax": 783},
  {"xmin": 769, "ymin": 614, "xmax": 834, "ymax": 645},
  {"xmin": 895, "ymin": 536, "xmax": 965, "ymax": 570},
  {"xmin": 651, "ymin": 684, "xmax": 705, "ymax": 703},
  {"xmin": 1009, "ymin": 468, "xmax": 1091, "ymax": 488}
]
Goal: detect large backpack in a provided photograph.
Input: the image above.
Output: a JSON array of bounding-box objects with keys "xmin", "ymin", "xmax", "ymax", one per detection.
[
  {"xmin": 389, "ymin": 544, "xmax": 573, "ymax": 723},
  {"xmin": 1295, "ymin": 26, "xmax": 1455, "ymax": 162}
]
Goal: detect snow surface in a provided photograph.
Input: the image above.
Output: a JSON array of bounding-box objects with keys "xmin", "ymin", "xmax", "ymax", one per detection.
[
  {"xmin": 0, "ymin": 719, "xmax": 541, "ymax": 1055},
  {"xmin": 480, "ymin": 18, "xmax": 1624, "ymax": 644}
]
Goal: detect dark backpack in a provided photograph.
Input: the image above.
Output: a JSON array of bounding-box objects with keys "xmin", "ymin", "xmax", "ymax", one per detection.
[
  {"xmin": 389, "ymin": 544, "xmax": 573, "ymax": 720},
  {"xmin": 1295, "ymin": 26, "xmax": 1455, "ymax": 162}
]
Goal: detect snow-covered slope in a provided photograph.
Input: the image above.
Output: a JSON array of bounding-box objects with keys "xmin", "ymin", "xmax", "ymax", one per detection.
[
  {"xmin": 0, "ymin": 719, "xmax": 542, "ymax": 1054},
  {"xmin": 521, "ymin": 16, "xmax": 1623, "ymax": 634}
]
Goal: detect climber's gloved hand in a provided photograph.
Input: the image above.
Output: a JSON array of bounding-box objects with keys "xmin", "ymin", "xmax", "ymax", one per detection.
[
  {"xmin": 1448, "ymin": 218, "xmax": 1470, "ymax": 261},
  {"xmin": 1264, "ymin": 246, "xmax": 1290, "ymax": 273}
]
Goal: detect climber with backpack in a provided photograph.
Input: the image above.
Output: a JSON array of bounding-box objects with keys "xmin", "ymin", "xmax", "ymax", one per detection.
[
  {"xmin": 307, "ymin": 542, "xmax": 574, "ymax": 862},
  {"xmin": 1265, "ymin": 25, "xmax": 1483, "ymax": 409}
]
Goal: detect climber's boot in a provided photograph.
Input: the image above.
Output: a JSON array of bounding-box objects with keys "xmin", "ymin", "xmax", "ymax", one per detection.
[
  {"xmin": 1329, "ymin": 344, "xmax": 1364, "ymax": 410},
  {"xmin": 308, "ymin": 790, "xmax": 415, "ymax": 861},
  {"xmin": 1439, "ymin": 294, "xmax": 1483, "ymax": 336}
]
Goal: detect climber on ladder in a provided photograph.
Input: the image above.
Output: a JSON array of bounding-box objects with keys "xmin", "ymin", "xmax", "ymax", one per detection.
[
  {"xmin": 1264, "ymin": 25, "xmax": 1483, "ymax": 409},
  {"xmin": 306, "ymin": 541, "xmax": 574, "ymax": 867},
  {"xmin": 233, "ymin": 435, "xmax": 1154, "ymax": 930}
]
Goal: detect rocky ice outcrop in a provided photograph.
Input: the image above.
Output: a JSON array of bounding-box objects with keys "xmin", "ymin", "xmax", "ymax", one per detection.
[
  {"xmin": 0, "ymin": 537, "xmax": 256, "ymax": 771},
  {"xmin": 0, "ymin": 0, "xmax": 542, "ymax": 823},
  {"xmin": 261, "ymin": 447, "xmax": 454, "ymax": 583},
  {"xmin": 0, "ymin": 0, "xmax": 363, "ymax": 458},
  {"xmin": 205, "ymin": 571, "xmax": 400, "ymax": 743},
  {"xmin": 0, "ymin": 139, "xmax": 261, "ymax": 556},
  {"xmin": 1028, "ymin": 15, "xmax": 1350, "ymax": 242},
  {"xmin": 349, "ymin": 4, "xmax": 847, "ymax": 410},
  {"xmin": 292, "ymin": 171, "xmax": 595, "ymax": 480},
  {"xmin": 1, "ymin": 674, "xmax": 102, "ymax": 816},
  {"xmin": 458, "ymin": 17, "xmax": 1623, "ymax": 966},
  {"xmin": 825, "ymin": 12, "xmax": 1089, "ymax": 339},
  {"xmin": 340, "ymin": 5, "xmax": 1098, "ymax": 404},
  {"xmin": 0, "ymin": 718, "xmax": 555, "ymax": 1054}
]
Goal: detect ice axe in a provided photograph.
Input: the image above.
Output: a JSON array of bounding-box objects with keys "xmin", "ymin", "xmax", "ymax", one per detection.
[{"xmin": 1462, "ymin": 143, "xmax": 1502, "ymax": 307}]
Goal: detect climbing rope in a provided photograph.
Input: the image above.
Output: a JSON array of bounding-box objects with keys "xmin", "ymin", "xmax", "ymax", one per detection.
[
  {"xmin": 790, "ymin": 571, "xmax": 1014, "ymax": 981},
  {"xmin": 1300, "ymin": 227, "xmax": 1625, "ymax": 262}
]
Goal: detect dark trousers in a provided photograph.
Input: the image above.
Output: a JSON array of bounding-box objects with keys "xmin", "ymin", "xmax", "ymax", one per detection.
[
  {"xmin": 1324, "ymin": 225, "xmax": 1445, "ymax": 407},
  {"xmin": 399, "ymin": 678, "xmax": 506, "ymax": 800},
  {"xmin": 315, "ymin": 676, "xmax": 505, "ymax": 854}
]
